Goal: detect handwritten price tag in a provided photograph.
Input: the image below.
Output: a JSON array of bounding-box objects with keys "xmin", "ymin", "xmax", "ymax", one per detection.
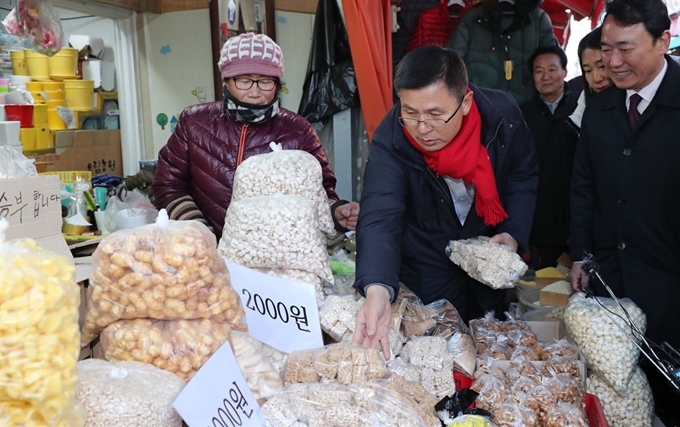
[
  {"xmin": 226, "ymin": 259, "xmax": 323, "ymax": 354},
  {"xmin": 173, "ymin": 342, "xmax": 260, "ymax": 427}
]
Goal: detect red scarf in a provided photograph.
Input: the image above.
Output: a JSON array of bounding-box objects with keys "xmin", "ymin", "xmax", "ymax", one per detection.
[{"xmin": 403, "ymin": 97, "xmax": 508, "ymax": 226}]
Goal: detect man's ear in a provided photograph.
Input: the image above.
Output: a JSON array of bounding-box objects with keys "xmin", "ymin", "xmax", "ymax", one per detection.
[
  {"xmin": 462, "ymin": 90, "xmax": 474, "ymax": 116},
  {"xmin": 657, "ymin": 29, "xmax": 672, "ymax": 53}
]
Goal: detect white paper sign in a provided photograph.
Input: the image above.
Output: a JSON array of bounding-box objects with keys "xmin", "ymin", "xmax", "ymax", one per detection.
[
  {"xmin": 226, "ymin": 259, "xmax": 323, "ymax": 354},
  {"xmin": 173, "ymin": 341, "xmax": 261, "ymax": 427}
]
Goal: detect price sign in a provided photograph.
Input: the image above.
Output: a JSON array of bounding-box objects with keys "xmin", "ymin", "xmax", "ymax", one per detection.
[
  {"xmin": 173, "ymin": 341, "xmax": 260, "ymax": 427},
  {"xmin": 226, "ymin": 259, "xmax": 323, "ymax": 354}
]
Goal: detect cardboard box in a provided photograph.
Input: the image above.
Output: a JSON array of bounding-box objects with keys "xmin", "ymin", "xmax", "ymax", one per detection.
[
  {"xmin": 0, "ymin": 175, "xmax": 72, "ymax": 260},
  {"xmin": 32, "ymin": 130, "xmax": 123, "ymax": 177},
  {"xmin": 275, "ymin": 0, "xmax": 317, "ymax": 13}
]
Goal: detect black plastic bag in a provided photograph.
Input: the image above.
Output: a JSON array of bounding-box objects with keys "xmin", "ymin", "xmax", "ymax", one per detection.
[{"xmin": 298, "ymin": 0, "xmax": 357, "ymax": 123}]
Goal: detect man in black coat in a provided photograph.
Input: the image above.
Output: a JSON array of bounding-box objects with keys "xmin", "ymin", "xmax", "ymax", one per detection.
[
  {"xmin": 569, "ymin": 0, "xmax": 680, "ymax": 423},
  {"xmin": 521, "ymin": 45, "xmax": 580, "ymax": 269},
  {"xmin": 352, "ymin": 46, "xmax": 537, "ymax": 357}
]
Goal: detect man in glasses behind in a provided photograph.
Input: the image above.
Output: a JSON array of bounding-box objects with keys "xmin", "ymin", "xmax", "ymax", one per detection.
[
  {"xmin": 153, "ymin": 32, "xmax": 359, "ymax": 239},
  {"xmin": 353, "ymin": 46, "xmax": 538, "ymax": 358}
]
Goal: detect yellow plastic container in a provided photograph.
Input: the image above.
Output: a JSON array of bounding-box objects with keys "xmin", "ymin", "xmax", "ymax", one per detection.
[
  {"xmin": 24, "ymin": 50, "xmax": 50, "ymax": 80},
  {"xmin": 46, "ymin": 99, "xmax": 66, "ymax": 109},
  {"xmin": 20, "ymin": 128, "xmax": 36, "ymax": 151},
  {"xmin": 30, "ymin": 92, "xmax": 45, "ymax": 104},
  {"xmin": 43, "ymin": 90, "xmax": 65, "ymax": 101},
  {"xmin": 40, "ymin": 170, "xmax": 92, "ymax": 185},
  {"xmin": 64, "ymin": 80, "xmax": 94, "ymax": 111},
  {"xmin": 26, "ymin": 81, "xmax": 43, "ymax": 92},
  {"xmin": 48, "ymin": 48, "xmax": 78, "ymax": 77},
  {"xmin": 42, "ymin": 82, "xmax": 64, "ymax": 91},
  {"xmin": 35, "ymin": 125, "xmax": 51, "ymax": 150},
  {"xmin": 33, "ymin": 104, "xmax": 47, "ymax": 124},
  {"xmin": 47, "ymin": 108, "xmax": 66, "ymax": 130},
  {"xmin": 10, "ymin": 50, "xmax": 28, "ymax": 76}
]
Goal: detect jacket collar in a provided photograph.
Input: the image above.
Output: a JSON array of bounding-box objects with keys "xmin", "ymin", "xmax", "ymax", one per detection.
[
  {"xmin": 389, "ymin": 84, "xmax": 504, "ymax": 170},
  {"xmin": 532, "ymin": 81, "xmax": 576, "ymax": 118},
  {"xmin": 597, "ymin": 56, "xmax": 680, "ymax": 112}
]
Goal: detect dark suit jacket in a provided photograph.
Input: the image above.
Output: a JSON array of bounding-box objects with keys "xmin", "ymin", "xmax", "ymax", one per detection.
[
  {"xmin": 521, "ymin": 83, "xmax": 580, "ymax": 249},
  {"xmin": 570, "ymin": 56, "xmax": 680, "ymax": 347},
  {"xmin": 355, "ymin": 85, "xmax": 538, "ymax": 321}
]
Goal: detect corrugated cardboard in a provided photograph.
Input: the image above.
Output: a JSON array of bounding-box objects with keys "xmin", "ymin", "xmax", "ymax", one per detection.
[
  {"xmin": 0, "ymin": 175, "xmax": 72, "ymax": 260},
  {"xmin": 33, "ymin": 130, "xmax": 123, "ymax": 177},
  {"xmin": 275, "ymin": 0, "xmax": 317, "ymax": 13}
]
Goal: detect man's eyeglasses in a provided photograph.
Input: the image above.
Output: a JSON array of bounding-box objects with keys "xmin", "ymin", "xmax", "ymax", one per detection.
[
  {"xmin": 398, "ymin": 98, "xmax": 464, "ymax": 129},
  {"xmin": 232, "ymin": 77, "xmax": 277, "ymax": 91}
]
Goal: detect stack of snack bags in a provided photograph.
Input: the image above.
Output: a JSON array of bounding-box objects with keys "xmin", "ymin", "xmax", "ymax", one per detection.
[
  {"xmin": 82, "ymin": 209, "xmax": 245, "ymax": 381},
  {"xmin": 218, "ymin": 142, "xmax": 335, "ymax": 302},
  {"xmin": 0, "ymin": 218, "xmax": 82, "ymax": 426},
  {"xmin": 470, "ymin": 313, "xmax": 589, "ymax": 426}
]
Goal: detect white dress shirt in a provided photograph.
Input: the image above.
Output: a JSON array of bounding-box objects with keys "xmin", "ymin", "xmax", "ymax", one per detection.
[
  {"xmin": 626, "ymin": 59, "xmax": 668, "ymax": 115},
  {"xmin": 443, "ymin": 176, "xmax": 475, "ymax": 225}
]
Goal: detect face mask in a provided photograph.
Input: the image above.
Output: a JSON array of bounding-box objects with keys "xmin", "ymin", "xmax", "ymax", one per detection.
[{"xmin": 223, "ymin": 86, "xmax": 280, "ymax": 124}]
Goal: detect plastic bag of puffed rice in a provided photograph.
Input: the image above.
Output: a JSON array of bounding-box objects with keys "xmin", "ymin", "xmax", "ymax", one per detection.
[
  {"xmin": 76, "ymin": 359, "xmax": 184, "ymax": 427},
  {"xmin": 446, "ymin": 237, "xmax": 527, "ymax": 289}
]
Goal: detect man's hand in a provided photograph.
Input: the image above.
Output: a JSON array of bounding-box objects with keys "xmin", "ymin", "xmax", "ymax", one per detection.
[
  {"xmin": 334, "ymin": 202, "xmax": 360, "ymax": 231},
  {"xmin": 490, "ymin": 232, "xmax": 518, "ymax": 252},
  {"xmin": 353, "ymin": 285, "xmax": 392, "ymax": 359},
  {"xmin": 568, "ymin": 261, "xmax": 589, "ymax": 292}
]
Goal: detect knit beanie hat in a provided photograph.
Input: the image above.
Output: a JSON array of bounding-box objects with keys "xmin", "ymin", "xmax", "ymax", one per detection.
[{"xmin": 218, "ymin": 33, "xmax": 284, "ymax": 80}]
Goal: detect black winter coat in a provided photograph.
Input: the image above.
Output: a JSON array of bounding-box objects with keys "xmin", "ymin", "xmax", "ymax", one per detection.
[
  {"xmin": 571, "ymin": 57, "xmax": 680, "ymax": 348},
  {"xmin": 354, "ymin": 85, "xmax": 538, "ymax": 322},
  {"xmin": 520, "ymin": 85, "xmax": 580, "ymax": 248}
]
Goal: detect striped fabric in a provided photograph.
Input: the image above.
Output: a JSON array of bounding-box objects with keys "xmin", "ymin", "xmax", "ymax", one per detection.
[{"xmin": 165, "ymin": 194, "xmax": 214, "ymax": 232}]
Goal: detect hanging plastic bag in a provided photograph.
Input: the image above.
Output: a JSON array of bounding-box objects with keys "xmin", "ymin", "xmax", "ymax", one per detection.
[
  {"xmin": 0, "ymin": 145, "xmax": 37, "ymax": 179},
  {"xmin": 3, "ymin": 0, "xmax": 63, "ymax": 55},
  {"xmin": 81, "ymin": 209, "xmax": 245, "ymax": 346},
  {"xmin": 297, "ymin": 0, "xmax": 357, "ymax": 124},
  {"xmin": 104, "ymin": 188, "xmax": 158, "ymax": 233},
  {"xmin": 0, "ymin": 219, "xmax": 82, "ymax": 427}
]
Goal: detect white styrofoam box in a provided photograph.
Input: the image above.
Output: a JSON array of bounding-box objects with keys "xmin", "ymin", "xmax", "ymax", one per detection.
[
  {"xmin": 0, "ymin": 121, "xmax": 21, "ymax": 145},
  {"xmin": 0, "ymin": 105, "xmax": 6, "ymax": 122},
  {"xmin": 82, "ymin": 60, "xmax": 115, "ymax": 91},
  {"xmin": 69, "ymin": 35, "xmax": 104, "ymax": 58}
]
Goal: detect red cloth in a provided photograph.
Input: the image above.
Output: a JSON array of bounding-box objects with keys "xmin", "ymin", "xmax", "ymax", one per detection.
[
  {"xmin": 403, "ymin": 96, "xmax": 508, "ymax": 226},
  {"xmin": 406, "ymin": 0, "xmax": 471, "ymax": 53}
]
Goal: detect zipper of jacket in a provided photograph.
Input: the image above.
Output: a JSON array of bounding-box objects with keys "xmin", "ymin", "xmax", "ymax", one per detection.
[
  {"xmin": 485, "ymin": 119, "xmax": 503, "ymax": 149},
  {"xmin": 236, "ymin": 124, "xmax": 248, "ymax": 167}
]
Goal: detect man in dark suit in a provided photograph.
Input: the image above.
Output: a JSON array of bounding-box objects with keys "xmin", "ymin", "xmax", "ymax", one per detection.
[
  {"xmin": 569, "ymin": 0, "xmax": 680, "ymax": 423},
  {"xmin": 521, "ymin": 45, "xmax": 580, "ymax": 269}
]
